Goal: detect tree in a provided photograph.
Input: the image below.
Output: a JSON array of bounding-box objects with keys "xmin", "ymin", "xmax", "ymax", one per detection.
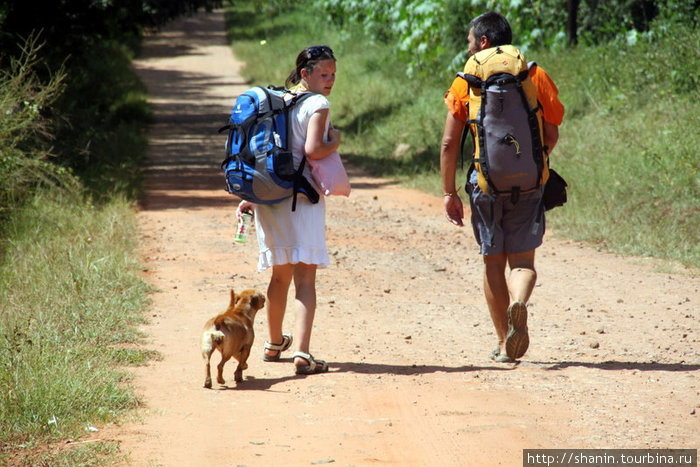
[
  {"xmin": 0, "ymin": 0, "xmax": 223, "ymax": 62},
  {"xmin": 567, "ymin": 0, "xmax": 581, "ymax": 46}
]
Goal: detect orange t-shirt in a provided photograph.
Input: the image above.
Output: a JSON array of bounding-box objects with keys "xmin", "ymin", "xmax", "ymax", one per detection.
[{"xmin": 444, "ymin": 64, "xmax": 565, "ymax": 126}]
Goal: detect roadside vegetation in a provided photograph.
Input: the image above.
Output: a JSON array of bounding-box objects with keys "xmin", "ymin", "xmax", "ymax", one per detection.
[
  {"xmin": 225, "ymin": 0, "xmax": 699, "ymax": 268},
  {"xmin": 0, "ymin": 38, "xmax": 150, "ymax": 467},
  {"xmin": 0, "ymin": 1, "xmax": 219, "ymax": 465}
]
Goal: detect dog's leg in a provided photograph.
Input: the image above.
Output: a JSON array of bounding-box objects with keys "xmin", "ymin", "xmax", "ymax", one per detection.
[
  {"xmin": 202, "ymin": 335, "xmax": 215, "ymax": 389},
  {"xmin": 234, "ymin": 343, "xmax": 252, "ymax": 382},
  {"xmin": 233, "ymin": 364, "xmax": 243, "ymax": 383},
  {"xmin": 204, "ymin": 358, "xmax": 213, "ymax": 389},
  {"xmin": 217, "ymin": 355, "xmax": 231, "ymax": 385}
]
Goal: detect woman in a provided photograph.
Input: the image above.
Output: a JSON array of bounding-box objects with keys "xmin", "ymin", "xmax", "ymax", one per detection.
[{"xmin": 236, "ymin": 45, "xmax": 339, "ymax": 375}]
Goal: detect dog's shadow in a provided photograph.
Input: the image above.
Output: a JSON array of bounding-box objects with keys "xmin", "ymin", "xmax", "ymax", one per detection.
[{"xmin": 216, "ymin": 374, "xmax": 298, "ymax": 391}]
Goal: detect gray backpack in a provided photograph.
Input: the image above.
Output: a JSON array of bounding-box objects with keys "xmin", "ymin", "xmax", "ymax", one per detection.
[{"xmin": 459, "ymin": 45, "xmax": 546, "ymax": 203}]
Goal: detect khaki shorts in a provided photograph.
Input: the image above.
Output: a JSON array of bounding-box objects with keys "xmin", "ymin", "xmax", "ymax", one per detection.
[{"xmin": 467, "ymin": 175, "xmax": 545, "ymax": 256}]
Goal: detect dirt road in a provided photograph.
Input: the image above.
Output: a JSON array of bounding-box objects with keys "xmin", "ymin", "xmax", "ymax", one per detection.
[{"xmin": 109, "ymin": 10, "xmax": 699, "ymax": 467}]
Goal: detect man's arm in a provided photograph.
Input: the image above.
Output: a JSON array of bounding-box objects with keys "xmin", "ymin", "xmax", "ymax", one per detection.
[
  {"xmin": 531, "ymin": 65, "xmax": 564, "ymax": 155},
  {"xmin": 440, "ymin": 111, "xmax": 466, "ymax": 226},
  {"xmin": 542, "ymin": 120, "xmax": 559, "ymax": 154}
]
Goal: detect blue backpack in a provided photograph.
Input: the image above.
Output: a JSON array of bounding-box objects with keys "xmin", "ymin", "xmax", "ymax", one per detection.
[{"xmin": 219, "ymin": 86, "xmax": 319, "ymax": 211}]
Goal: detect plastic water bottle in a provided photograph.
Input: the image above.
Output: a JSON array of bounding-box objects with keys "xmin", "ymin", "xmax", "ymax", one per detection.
[{"xmin": 234, "ymin": 211, "xmax": 253, "ymax": 244}]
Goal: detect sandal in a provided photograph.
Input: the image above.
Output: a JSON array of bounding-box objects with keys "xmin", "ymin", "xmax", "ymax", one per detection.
[
  {"xmin": 293, "ymin": 351, "xmax": 329, "ymax": 375},
  {"xmin": 263, "ymin": 334, "xmax": 293, "ymax": 362},
  {"xmin": 490, "ymin": 347, "xmax": 514, "ymax": 363}
]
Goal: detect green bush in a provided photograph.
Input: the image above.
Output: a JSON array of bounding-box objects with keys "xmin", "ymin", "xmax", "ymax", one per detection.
[
  {"xmin": 49, "ymin": 40, "xmax": 151, "ymax": 202},
  {"xmin": 0, "ymin": 36, "xmax": 77, "ymax": 220},
  {"xmin": 316, "ymin": 0, "xmax": 699, "ymax": 77}
]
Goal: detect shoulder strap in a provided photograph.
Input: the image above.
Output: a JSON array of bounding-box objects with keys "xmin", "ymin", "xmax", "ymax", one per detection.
[
  {"xmin": 289, "ymin": 91, "xmax": 314, "ymax": 106},
  {"xmin": 459, "ymin": 71, "xmax": 482, "ymax": 89},
  {"xmin": 455, "ymin": 73, "xmax": 472, "ymax": 171},
  {"xmin": 278, "ymin": 89, "xmax": 320, "ymax": 211}
]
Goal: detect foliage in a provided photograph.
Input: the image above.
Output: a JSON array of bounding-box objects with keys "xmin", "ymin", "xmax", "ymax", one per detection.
[
  {"xmin": 554, "ymin": 21, "xmax": 700, "ymax": 118},
  {"xmin": 315, "ymin": 0, "xmax": 699, "ymax": 77},
  {"xmin": 0, "ymin": 0, "xmax": 220, "ymax": 191},
  {"xmin": 0, "ymin": 0, "xmax": 223, "ymax": 61},
  {"xmin": 0, "ymin": 35, "xmax": 79, "ymax": 220},
  {"xmin": 49, "ymin": 40, "xmax": 151, "ymax": 201},
  {"xmin": 227, "ymin": 0, "xmax": 699, "ymax": 267}
]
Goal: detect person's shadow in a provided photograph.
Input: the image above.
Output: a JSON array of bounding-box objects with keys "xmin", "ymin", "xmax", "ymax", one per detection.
[
  {"xmin": 526, "ymin": 360, "xmax": 700, "ymax": 372},
  {"xmin": 216, "ymin": 359, "xmax": 700, "ymax": 391}
]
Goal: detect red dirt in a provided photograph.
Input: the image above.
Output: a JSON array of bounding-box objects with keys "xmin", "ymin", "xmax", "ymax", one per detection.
[{"xmin": 96, "ymin": 10, "xmax": 698, "ymax": 467}]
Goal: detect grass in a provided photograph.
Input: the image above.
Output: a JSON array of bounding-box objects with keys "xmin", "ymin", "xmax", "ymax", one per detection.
[
  {"xmin": 224, "ymin": 0, "xmax": 699, "ymax": 269},
  {"xmin": 551, "ymin": 96, "xmax": 699, "ymax": 264},
  {"xmin": 0, "ymin": 35, "xmax": 153, "ymax": 467},
  {"xmin": 0, "ymin": 191, "xmax": 153, "ymax": 465},
  {"xmin": 543, "ymin": 25, "xmax": 700, "ymax": 266},
  {"xmin": 12, "ymin": 441, "xmax": 122, "ymax": 467}
]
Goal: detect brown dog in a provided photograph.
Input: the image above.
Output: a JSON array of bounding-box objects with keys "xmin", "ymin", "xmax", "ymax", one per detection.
[{"xmin": 201, "ymin": 288, "xmax": 265, "ymax": 388}]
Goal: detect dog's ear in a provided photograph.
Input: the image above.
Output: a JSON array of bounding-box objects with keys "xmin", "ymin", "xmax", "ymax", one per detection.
[
  {"xmin": 229, "ymin": 289, "xmax": 237, "ymax": 307},
  {"xmin": 250, "ymin": 293, "xmax": 266, "ymax": 310}
]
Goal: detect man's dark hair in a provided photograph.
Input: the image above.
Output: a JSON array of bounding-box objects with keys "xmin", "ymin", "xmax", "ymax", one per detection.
[{"xmin": 469, "ymin": 11, "xmax": 512, "ymax": 46}]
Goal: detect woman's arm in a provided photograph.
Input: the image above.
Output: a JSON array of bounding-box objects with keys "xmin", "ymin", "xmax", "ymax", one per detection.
[
  {"xmin": 304, "ymin": 108, "xmax": 340, "ymax": 160},
  {"xmin": 236, "ymin": 200, "xmax": 255, "ymax": 217}
]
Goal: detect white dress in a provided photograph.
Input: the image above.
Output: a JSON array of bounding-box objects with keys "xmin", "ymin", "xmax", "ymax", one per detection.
[{"xmin": 253, "ymin": 93, "xmax": 330, "ymax": 271}]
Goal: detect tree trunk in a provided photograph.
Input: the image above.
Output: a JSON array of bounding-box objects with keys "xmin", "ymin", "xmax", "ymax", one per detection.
[{"xmin": 567, "ymin": 0, "xmax": 581, "ymax": 46}]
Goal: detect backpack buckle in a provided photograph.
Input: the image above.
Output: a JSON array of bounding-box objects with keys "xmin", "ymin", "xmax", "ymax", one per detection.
[{"xmin": 502, "ymin": 134, "xmax": 521, "ymax": 157}]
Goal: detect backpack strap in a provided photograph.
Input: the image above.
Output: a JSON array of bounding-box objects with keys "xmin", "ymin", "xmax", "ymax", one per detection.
[
  {"xmin": 472, "ymin": 77, "xmax": 491, "ymax": 190},
  {"xmin": 291, "ymin": 156, "xmax": 320, "ymax": 211},
  {"xmin": 460, "ymin": 71, "xmax": 482, "ymax": 88},
  {"xmin": 282, "ymin": 91, "xmax": 318, "ymax": 211},
  {"xmin": 458, "ymin": 72, "xmax": 490, "ymax": 177},
  {"xmin": 456, "ymin": 73, "xmax": 473, "ymax": 171},
  {"xmin": 512, "ymin": 74, "xmax": 546, "ymax": 189}
]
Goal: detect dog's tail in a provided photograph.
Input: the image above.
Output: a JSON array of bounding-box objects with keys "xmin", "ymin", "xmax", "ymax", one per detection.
[
  {"xmin": 211, "ymin": 317, "xmax": 233, "ymax": 346},
  {"xmin": 211, "ymin": 329, "xmax": 225, "ymax": 344},
  {"xmin": 201, "ymin": 329, "xmax": 226, "ymax": 358}
]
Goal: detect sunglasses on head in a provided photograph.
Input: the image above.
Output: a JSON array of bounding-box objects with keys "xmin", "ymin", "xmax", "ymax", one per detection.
[{"xmin": 306, "ymin": 45, "xmax": 334, "ymax": 59}]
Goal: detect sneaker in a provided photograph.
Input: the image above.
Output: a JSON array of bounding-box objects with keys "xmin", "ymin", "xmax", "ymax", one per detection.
[{"xmin": 505, "ymin": 301, "xmax": 529, "ymax": 359}]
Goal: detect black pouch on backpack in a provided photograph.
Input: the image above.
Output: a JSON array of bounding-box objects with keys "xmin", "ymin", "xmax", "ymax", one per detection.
[{"xmin": 543, "ymin": 168, "xmax": 568, "ymax": 211}]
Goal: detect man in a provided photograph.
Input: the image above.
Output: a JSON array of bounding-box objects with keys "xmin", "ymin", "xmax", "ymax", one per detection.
[{"xmin": 440, "ymin": 11, "xmax": 564, "ymax": 362}]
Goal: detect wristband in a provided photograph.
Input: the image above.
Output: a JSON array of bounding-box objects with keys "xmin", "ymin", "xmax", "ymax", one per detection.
[{"xmin": 443, "ymin": 187, "xmax": 461, "ymax": 197}]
